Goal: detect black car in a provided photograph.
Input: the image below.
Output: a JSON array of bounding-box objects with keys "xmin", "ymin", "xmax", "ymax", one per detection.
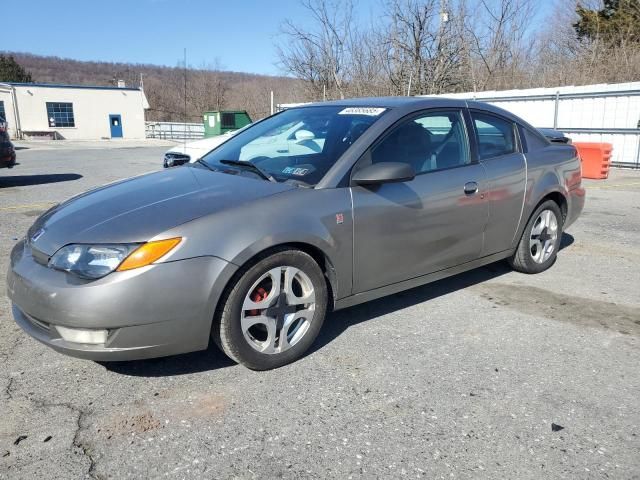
[{"xmin": 0, "ymin": 119, "xmax": 16, "ymax": 169}]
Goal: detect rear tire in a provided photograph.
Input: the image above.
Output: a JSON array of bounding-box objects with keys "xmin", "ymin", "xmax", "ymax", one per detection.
[
  {"xmin": 509, "ymin": 200, "xmax": 563, "ymax": 274},
  {"xmin": 213, "ymin": 249, "xmax": 328, "ymax": 370}
]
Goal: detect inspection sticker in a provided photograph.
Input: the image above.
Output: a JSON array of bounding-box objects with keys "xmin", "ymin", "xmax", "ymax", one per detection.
[{"xmin": 338, "ymin": 107, "xmax": 386, "ymax": 116}]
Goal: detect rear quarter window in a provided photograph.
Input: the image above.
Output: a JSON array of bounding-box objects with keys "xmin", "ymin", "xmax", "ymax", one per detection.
[
  {"xmin": 471, "ymin": 111, "xmax": 517, "ymax": 160},
  {"xmin": 522, "ymin": 127, "xmax": 550, "ymax": 152}
]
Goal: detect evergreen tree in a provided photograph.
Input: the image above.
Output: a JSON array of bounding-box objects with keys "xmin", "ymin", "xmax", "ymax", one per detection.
[
  {"xmin": 574, "ymin": 0, "xmax": 640, "ymax": 46},
  {"xmin": 0, "ymin": 54, "xmax": 34, "ymax": 83}
]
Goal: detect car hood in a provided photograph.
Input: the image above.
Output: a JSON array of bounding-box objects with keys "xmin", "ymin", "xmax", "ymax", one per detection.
[{"xmin": 28, "ymin": 166, "xmax": 295, "ymax": 255}]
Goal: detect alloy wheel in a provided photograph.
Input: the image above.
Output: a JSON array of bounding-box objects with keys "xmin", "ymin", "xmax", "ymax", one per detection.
[
  {"xmin": 529, "ymin": 209, "xmax": 559, "ymax": 263},
  {"xmin": 240, "ymin": 266, "xmax": 316, "ymax": 354}
]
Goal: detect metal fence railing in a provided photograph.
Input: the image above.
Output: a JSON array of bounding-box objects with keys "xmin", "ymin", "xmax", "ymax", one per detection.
[
  {"xmin": 431, "ymin": 83, "xmax": 640, "ymax": 168},
  {"xmin": 145, "ymin": 122, "xmax": 204, "ymax": 140}
]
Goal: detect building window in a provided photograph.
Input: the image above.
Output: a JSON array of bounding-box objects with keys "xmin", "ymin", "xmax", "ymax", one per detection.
[
  {"xmin": 46, "ymin": 102, "xmax": 75, "ymax": 128},
  {"xmin": 0, "ymin": 101, "xmax": 5, "ymax": 122}
]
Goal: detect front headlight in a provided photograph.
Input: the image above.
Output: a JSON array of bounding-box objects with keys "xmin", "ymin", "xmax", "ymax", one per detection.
[
  {"xmin": 48, "ymin": 238, "xmax": 182, "ymax": 279},
  {"xmin": 49, "ymin": 244, "xmax": 138, "ymax": 279}
]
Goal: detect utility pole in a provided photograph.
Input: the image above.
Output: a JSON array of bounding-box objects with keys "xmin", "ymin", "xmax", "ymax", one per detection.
[
  {"xmin": 183, "ymin": 48, "xmax": 187, "ymax": 145},
  {"xmin": 435, "ymin": 0, "xmax": 450, "ymax": 94}
]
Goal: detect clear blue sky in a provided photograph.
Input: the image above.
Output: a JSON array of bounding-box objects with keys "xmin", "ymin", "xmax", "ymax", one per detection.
[
  {"xmin": 4, "ymin": 0, "xmax": 371, "ymax": 75},
  {"xmin": 4, "ymin": 0, "xmax": 554, "ymax": 76}
]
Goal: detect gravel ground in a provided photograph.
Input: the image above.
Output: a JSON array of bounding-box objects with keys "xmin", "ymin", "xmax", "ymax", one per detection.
[{"xmin": 1, "ymin": 145, "xmax": 639, "ymax": 479}]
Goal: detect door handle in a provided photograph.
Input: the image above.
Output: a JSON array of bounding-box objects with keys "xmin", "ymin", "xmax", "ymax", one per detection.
[{"xmin": 464, "ymin": 181, "xmax": 478, "ymax": 195}]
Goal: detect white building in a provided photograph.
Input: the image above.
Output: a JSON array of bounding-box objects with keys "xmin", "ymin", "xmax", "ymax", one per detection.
[{"xmin": 0, "ymin": 82, "xmax": 150, "ymax": 140}]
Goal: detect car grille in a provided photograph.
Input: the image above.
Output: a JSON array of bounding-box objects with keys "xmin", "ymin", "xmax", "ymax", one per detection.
[{"xmin": 164, "ymin": 153, "xmax": 190, "ymax": 163}]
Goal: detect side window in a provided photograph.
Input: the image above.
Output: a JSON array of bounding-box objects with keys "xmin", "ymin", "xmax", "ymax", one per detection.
[
  {"xmin": 369, "ymin": 110, "xmax": 470, "ymax": 174},
  {"xmin": 522, "ymin": 127, "xmax": 549, "ymax": 152},
  {"xmin": 471, "ymin": 111, "xmax": 516, "ymax": 160}
]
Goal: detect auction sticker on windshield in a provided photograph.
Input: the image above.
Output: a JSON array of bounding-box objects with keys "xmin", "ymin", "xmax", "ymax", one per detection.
[
  {"xmin": 283, "ymin": 167, "xmax": 311, "ymax": 176},
  {"xmin": 338, "ymin": 107, "xmax": 386, "ymax": 116}
]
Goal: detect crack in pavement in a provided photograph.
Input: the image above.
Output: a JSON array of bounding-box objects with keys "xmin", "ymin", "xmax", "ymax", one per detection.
[
  {"xmin": 2, "ymin": 333, "xmax": 23, "ymax": 401},
  {"xmin": 73, "ymin": 407, "xmax": 100, "ymax": 480},
  {"xmin": 4, "ymin": 376, "xmax": 15, "ymax": 400},
  {"xmin": 29, "ymin": 397, "xmax": 101, "ymax": 480}
]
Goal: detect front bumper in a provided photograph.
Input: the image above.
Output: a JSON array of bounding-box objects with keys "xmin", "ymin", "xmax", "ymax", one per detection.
[
  {"xmin": 7, "ymin": 240, "xmax": 237, "ymax": 361},
  {"xmin": 0, "ymin": 150, "xmax": 16, "ymax": 168},
  {"xmin": 163, "ymin": 152, "xmax": 190, "ymax": 168}
]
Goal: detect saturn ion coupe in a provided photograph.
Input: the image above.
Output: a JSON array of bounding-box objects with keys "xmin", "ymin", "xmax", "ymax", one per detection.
[{"xmin": 7, "ymin": 97, "xmax": 585, "ymax": 370}]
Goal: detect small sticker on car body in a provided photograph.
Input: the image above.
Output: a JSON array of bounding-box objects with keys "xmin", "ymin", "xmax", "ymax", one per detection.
[{"xmin": 338, "ymin": 107, "xmax": 386, "ymax": 116}]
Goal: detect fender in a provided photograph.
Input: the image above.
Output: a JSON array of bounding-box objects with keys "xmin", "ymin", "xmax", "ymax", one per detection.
[
  {"xmin": 512, "ymin": 155, "xmax": 571, "ymax": 249},
  {"xmin": 158, "ymin": 187, "xmax": 354, "ymax": 300}
]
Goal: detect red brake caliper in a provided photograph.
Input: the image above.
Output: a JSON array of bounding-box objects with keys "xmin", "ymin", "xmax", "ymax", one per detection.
[{"xmin": 248, "ymin": 287, "xmax": 269, "ymax": 316}]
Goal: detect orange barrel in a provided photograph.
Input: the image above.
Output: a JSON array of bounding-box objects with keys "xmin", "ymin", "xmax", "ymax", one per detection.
[{"xmin": 573, "ymin": 142, "xmax": 613, "ymax": 180}]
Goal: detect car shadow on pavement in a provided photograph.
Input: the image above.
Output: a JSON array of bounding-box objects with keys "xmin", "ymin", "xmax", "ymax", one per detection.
[
  {"xmin": 311, "ymin": 232, "xmax": 575, "ymax": 356},
  {"xmin": 101, "ymin": 233, "xmax": 575, "ymax": 377},
  {"xmin": 560, "ymin": 232, "xmax": 574, "ymax": 249},
  {"xmin": 100, "ymin": 343, "xmax": 236, "ymax": 377},
  {"xmin": 0, "ymin": 173, "xmax": 82, "ymax": 187},
  {"xmin": 308, "ymin": 262, "xmax": 512, "ymax": 357}
]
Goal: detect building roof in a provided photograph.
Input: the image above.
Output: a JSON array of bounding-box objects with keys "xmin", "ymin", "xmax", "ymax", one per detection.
[
  {"xmin": 1, "ymin": 82, "xmax": 150, "ymax": 109},
  {"xmin": 6, "ymin": 82, "xmax": 143, "ymax": 92}
]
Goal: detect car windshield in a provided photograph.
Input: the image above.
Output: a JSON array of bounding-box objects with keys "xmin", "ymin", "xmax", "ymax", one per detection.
[{"xmin": 199, "ymin": 106, "xmax": 385, "ymax": 186}]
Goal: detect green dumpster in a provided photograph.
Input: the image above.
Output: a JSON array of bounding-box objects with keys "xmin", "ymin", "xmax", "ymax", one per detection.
[{"xmin": 203, "ymin": 110, "xmax": 252, "ymax": 137}]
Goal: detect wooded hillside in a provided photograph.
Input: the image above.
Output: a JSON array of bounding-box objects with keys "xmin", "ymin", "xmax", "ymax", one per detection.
[{"xmin": 2, "ymin": 52, "xmax": 307, "ymax": 122}]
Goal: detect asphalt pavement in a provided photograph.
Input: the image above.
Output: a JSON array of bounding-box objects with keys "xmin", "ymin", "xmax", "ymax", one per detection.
[{"xmin": 1, "ymin": 142, "xmax": 639, "ymax": 479}]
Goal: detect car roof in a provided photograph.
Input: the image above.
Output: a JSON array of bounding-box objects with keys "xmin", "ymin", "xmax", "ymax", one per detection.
[
  {"xmin": 296, "ymin": 96, "xmax": 528, "ymax": 125},
  {"xmin": 301, "ymin": 96, "xmax": 466, "ymax": 109}
]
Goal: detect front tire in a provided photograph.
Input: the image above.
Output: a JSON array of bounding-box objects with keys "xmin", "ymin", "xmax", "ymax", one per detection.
[
  {"xmin": 213, "ymin": 249, "xmax": 328, "ymax": 370},
  {"xmin": 509, "ymin": 200, "xmax": 563, "ymax": 274}
]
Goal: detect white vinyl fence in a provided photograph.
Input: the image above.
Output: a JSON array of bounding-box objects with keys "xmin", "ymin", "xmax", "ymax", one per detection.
[
  {"xmin": 431, "ymin": 82, "xmax": 640, "ymax": 168},
  {"xmin": 145, "ymin": 122, "xmax": 204, "ymax": 140}
]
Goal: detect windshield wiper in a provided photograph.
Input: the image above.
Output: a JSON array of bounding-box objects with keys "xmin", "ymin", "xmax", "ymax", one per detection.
[
  {"xmin": 219, "ymin": 159, "xmax": 277, "ymax": 183},
  {"xmin": 194, "ymin": 158, "xmax": 215, "ymax": 171}
]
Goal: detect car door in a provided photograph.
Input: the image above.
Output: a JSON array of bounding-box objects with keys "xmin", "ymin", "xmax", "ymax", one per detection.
[
  {"xmin": 350, "ymin": 109, "xmax": 489, "ymax": 294},
  {"xmin": 469, "ymin": 110, "xmax": 527, "ymax": 255}
]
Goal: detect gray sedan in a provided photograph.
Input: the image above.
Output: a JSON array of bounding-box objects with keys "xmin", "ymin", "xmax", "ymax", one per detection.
[{"xmin": 7, "ymin": 97, "xmax": 585, "ymax": 370}]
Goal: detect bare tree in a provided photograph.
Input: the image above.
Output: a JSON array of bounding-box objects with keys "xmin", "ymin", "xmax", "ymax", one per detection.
[
  {"xmin": 464, "ymin": 0, "xmax": 537, "ymax": 90},
  {"xmin": 277, "ymin": 0, "xmax": 355, "ymax": 100},
  {"xmin": 188, "ymin": 61, "xmax": 229, "ymax": 115},
  {"xmin": 380, "ymin": 0, "xmax": 467, "ymax": 95}
]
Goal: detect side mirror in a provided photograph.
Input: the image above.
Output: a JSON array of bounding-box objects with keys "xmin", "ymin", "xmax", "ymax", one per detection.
[
  {"xmin": 294, "ymin": 129, "xmax": 315, "ymax": 143},
  {"xmin": 352, "ymin": 162, "xmax": 416, "ymax": 186}
]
